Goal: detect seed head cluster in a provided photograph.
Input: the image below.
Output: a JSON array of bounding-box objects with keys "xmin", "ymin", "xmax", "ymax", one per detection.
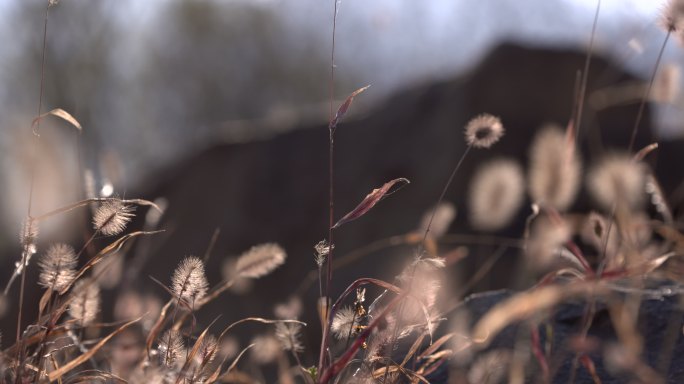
[
  {"xmin": 92, "ymin": 200, "xmax": 135, "ymax": 236},
  {"xmin": 38, "ymin": 243, "xmax": 78, "ymax": 291},
  {"xmin": 171, "ymin": 256, "xmax": 209, "ymax": 303},
  {"xmin": 464, "ymin": 114, "xmax": 505, "ymax": 149}
]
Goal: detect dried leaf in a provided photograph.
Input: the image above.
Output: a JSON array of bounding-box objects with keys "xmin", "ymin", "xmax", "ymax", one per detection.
[
  {"xmin": 333, "ymin": 178, "xmax": 410, "ymax": 229},
  {"xmin": 33, "ymin": 108, "xmax": 82, "ymax": 134},
  {"xmin": 176, "ymin": 318, "xmax": 220, "ymax": 384},
  {"xmin": 472, "ymin": 283, "xmax": 606, "ymax": 348},
  {"xmin": 34, "ymin": 197, "xmax": 163, "ymax": 222},
  {"xmin": 329, "ymin": 85, "xmax": 370, "ymax": 132},
  {"xmin": 48, "ymin": 316, "xmax": 142, "ymax": 381},
  {"xmin": 205, "ymin": 344, "xmax": 255, "ymax": 383},
  {"xmin": 145, "ymin": 299, "xmax": 173, "ymax": 355},
  {"xmin": 59, "ymin": 231, "xmax": 163, "ymax": 295}
]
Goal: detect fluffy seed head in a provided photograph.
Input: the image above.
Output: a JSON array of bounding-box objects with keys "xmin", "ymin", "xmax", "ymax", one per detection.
[
  {"xmin": 158, "ymin": 330, "xmax": 185, "ymax": 367},
  {"xmin": 314, "ymin": 239, "xmax": 332, "ymax": 267},
  {"xmin": 274, "ymin": 296, "xmax": 303, "ymax": 319},
  {"xmin": 235, "ymin": 243, "xmax": 286, "ymax": 279},
  {"xmin": 274, "ymin": 322, "xmax": 304, "ymax": 353},
  {"xmin": 526, "ymin": 216, "xmax": 571, "ymax": 269},
  {"xmin": 587, "ymin": 155, "xmax": 646, "ymax": 210},
  {"xmin": 20, "ymin": 218, "xmax": 38, "ymax": 247},
  {"xmin": 250, "ymin": 335, "xmax": 280, "ymax": 364},
  {"xmin": 653, "ymin": 63, "xmax": 681, "ymax": 104},
  {"xmin": 469, "ymin": 159, "xmax": 525, "ymax": 231},
  {"xmin": 464, "ymin": 114, "xmax": 504, "ymax": 149},
  {"xmin": 661, "ymin": 0, "xmax": 684, "ymax": 33},
  {"xmin": 93, "ymin": 200, "xmax": 135, "ymax": 236},
  {"xmin": 196, "ymin": 335, "xmax": 219, "ymax": 367},
  {"xmin": 171, "ymin": 256, "xmax": 209, "ymax": 303},
  {"xmin": 69, "ymin": 279, "xmax": 100, "ymax": 325},
  {"xmin": 418, "ymin": 202, "xmax": 456, "ymax": 239},
  {"xmin": 38, "ymin": 243, "xmax": 78, "ymax": 291},
  {"xmin": 528, "ymin": 125, "xmax": 581, "ymax": 211},
  {"xmin": 331, "ymin": 306, "xmax": 360, "ymax": 340}
]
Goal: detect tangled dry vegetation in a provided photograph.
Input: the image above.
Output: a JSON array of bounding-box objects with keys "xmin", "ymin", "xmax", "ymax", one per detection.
[{"xmin": 2, "ymin": 0, "xmax": 684, "ymax": 383}]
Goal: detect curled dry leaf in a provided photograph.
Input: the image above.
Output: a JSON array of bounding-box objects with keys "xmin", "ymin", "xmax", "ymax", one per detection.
[
  {"xmin": 329, "ymin": 85, "xmax": 370, "ymax": 132},
  {"xmin": 333, "ymin": 178, "xmax": 410, "ymax": 229},
  {"xmin": 32, "ymin": 108, "xmax": 83, "ymax": 134}
]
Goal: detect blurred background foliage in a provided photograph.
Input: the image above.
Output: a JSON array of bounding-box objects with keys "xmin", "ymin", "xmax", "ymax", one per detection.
[{"xmin": 0, "ymin": 0, "xmax": 682, "ymax": 266}]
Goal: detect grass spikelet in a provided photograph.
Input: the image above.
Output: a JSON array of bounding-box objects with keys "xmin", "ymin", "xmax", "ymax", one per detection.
[
  {"xmin": 20, "ymin": 218, "xmax": 39, "ymax": 247},
  {"xmin": 199, "ymin": 334, "xmax": 219, "ymax": 362},
  {"xmin": 526, "ymin": 215, "xmax": 572, "ymax": 269},
  {"xmin": 274, "ymin": 296, "xmax": 303, "ymax": 320},
  {"xmin": 528, "ymin": 125, "xmax": 581, "ymax": 211},
  {"xmin": 69, "ymin": 279, "xmax": 100, "ymax": 326},
  {"xmin": 171, "ymin": 256, "xmax": 209, "ymax": 303},
  {"xmin": 469, "ymin": 159, "xmax": 525, "ymax": 231},
  {"xmin": 275, "ymin": 322, "xmax": 304, "ymax": 353},
  {"xmin": 250, "ymin": 335, "xmax": 280, "ymax": 364},
  {"xmin": 38, "ymin": 243, "xmax": 77, "ymax": 291},
  {"xmin": 235, "ymin": 243, "xmax": 286, "ymax": 279},
  {"xmin": 331, "ymin": 306, "xmax": 360, "ymax": 340},
  {"xmin": 314, "ymin": 239, "xmax": 333, "ymax": 267},
  {"xmin": 652, "ymin": 63, "xmax": 680, "ymax": 103},
  {"xmin": 418, "ymin": 202, "xmax": 456, "ymax": 239},
  {"xmin": 661, "ymin": 0, "xmax": 684, "ymax": 33},
  {"xmin": 92, "ymin": 199, "xmax": 135, "ymax": 236},
  {"xmin": 587, "ymin": 154, "xmax": 646, "ymax": 210},
  {"xmin": 158, "ymin": 329, "xmax": 185, "ymax": 367},
  {"xmin": 464, "ymin": 114, "xmax": 505, "ymax": 149}
]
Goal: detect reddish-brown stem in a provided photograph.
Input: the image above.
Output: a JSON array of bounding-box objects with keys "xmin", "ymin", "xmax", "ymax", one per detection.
[{"xmin": 318, "ymin": 293, "xmax": 405, "ymax": 383}]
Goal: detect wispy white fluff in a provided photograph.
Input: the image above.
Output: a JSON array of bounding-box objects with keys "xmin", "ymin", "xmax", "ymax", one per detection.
[
  {"xmin": 464, "ymin": 114, "xmax": 505, "ymax": 149},
  {"xmin": 69, "ymin": 279, "xmax": 100, "ymax": 325},
  {"xmin": 469, "ymin": 159, "xmax": 525, "ymax": 231},
  {"xmin": 587, "ymin": 154, "xmax": 646, "ymax": 210},
  {"xmin": 528, "ymin": 125, "xmax": 581, "ymax": 211},
  {"xmin": 92, "ymin": 200, "xmax": 135, "ymax": 236},
  {"xmin": 172, "ymin": 256, "xmax": 209, "ymax": 303},
  {"xmin": 235, "ymin": 243, "xmax": 286, "ymax": 278},
  {"xmin": 38, "ymin": 243, "xmax": 78, "ymax": 291}
]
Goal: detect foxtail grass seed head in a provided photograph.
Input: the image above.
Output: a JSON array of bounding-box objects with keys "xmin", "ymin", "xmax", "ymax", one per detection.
[
  {"xmin": 661, "ymin": 0, "xmax": 684, "ymax": 33},
  {"xmin": 275, "ymin": 322, "xmax": 304, "ymax": 353},
  {"xmin": 158, "ymin": 330, "xmax": 185, "ymax": 367},
  {"xmin": 526, "ymin": 216, "xmax": 571, "ymax": 269},
  {"xmin": 331, "ymin": 306, "xmax": 360, "ymax": 340},
  {"xmin": 20, "ymin": 218, "xmax": 38, "ymax": 247},
  {"xmin": 418, "ymin": 202, "xmax": 456, "ymax": 239},
  {"xmin": 469, "ymin": 159, "xmax": 525, "ymax": 231},
  {"xmin": 235, "ymin": 243, "xmax": 286, "ymax": 279},
  {"xmin": 38, "ymin": 243, "xmax": 77, "ymax": 291},
  {"xmin": 274, "ymin": 296, "xmax": 303, "ymax": 319},
  {"xmin": 93, "ymin": 200, "xmax": 135, "ymax": 236},
  {"xmin": 251, "ymin": 335, "xmax": 280, "ymax": 364},
  {"xmin": 528, "ymin": 125, "xmax": 581, "ymax": 211},
  {"xmin": 221, "ymin": 257, "xmax": 253, "ymax": 294},
  {"xmin": 69, "ymin": 279, "xmax": 100, "ymax": 325},
  {"xmin": 314, "ymin": 239, "xmax": 332, "ymax": 267},
  {"xmin": 172, "ymin": 256, "xmax": 209, "ymax": 303},
  {"xmin": 464, "ymin": 114, "xmax": 504, "ymax": 148},
  {"xmin": 196, "ymin": 335, "xmax": 219, "ymax": 366},
  {"xmin": 587, "ymin": 155, "xmax": 646, "ymax": 210},
  {"xmin": 653, "ymin": 63, "xmax": 681, "ymax": 103}
]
